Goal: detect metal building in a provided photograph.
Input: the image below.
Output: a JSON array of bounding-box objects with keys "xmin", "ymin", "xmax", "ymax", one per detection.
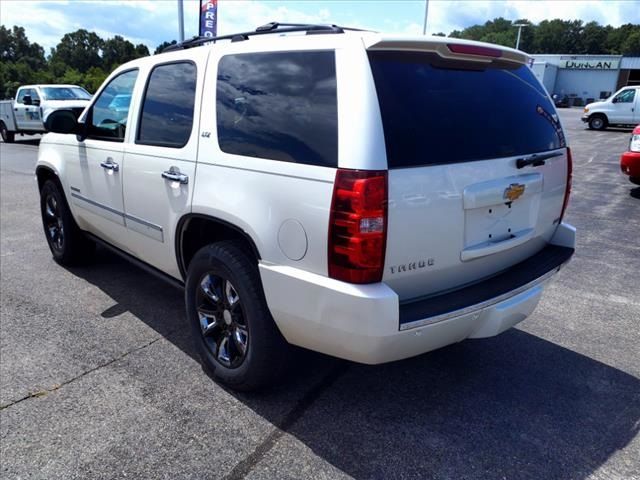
[{"xmin": 531, "ymin": 54, "xmax": 640, "ymax": 105}]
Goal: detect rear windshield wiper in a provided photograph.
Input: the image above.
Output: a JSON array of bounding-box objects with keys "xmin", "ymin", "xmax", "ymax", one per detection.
[{"xmin": 516, "ymin": 151, "xmax": 564, "ymax": 169}]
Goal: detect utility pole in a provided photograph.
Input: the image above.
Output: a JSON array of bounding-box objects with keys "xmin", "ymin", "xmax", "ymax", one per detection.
[
  {"xmin": 422, "ymin": 0, "xmax": 429, "ymax": 35},
  {"xmin": 178, "ymin": 0, "xmax": 185, "ymax": 42},
  {"xmin": 514, "ymin": 23, "xmax": 527, "ymax": 50}
]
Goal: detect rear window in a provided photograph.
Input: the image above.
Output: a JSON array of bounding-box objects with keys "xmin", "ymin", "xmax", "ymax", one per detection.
[
  {"xmin": 216, "ymin": 51, "xmax": 338, "ymax": 167},
  {"xmin": 368, "ymin": 51, "xmax": 565, "ymax": 168}
]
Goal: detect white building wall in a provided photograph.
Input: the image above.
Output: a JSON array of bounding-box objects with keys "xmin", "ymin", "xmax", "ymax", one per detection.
[{"xmin": 554, "ymin": 69, "xmax": 619, "ymax": 101}]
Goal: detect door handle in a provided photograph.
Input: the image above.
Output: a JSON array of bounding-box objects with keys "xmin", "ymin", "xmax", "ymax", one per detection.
[
  {"xmin": 162, "ymin": 167, "xmax": 188, "ymax": 184},
  {"xmin": 100, "ymin": 159, "xmax": 119, "ymax": 172}
]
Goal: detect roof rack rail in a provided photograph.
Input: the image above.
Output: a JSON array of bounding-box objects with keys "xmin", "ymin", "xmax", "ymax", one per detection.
[{"xmin": 163, "ymin": 22, "xmax": 370, "ymax": 52}]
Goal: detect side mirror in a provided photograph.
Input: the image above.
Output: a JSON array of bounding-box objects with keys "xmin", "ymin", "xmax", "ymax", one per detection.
[
  {"xmin": 44, "ymin": 110, "xmax": 78, "ymax": 134},
  {"xmin": 612, "ymin": 97, "xmax": 619, "ymax": 104},
  {"xmin": 23, "ymin": 94, "xmax": 33, "ymax": 105}
]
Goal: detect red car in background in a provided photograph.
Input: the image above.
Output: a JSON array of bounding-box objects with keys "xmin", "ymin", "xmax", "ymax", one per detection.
[{"xmin": 621, "ymin": 125, "xmax": 640, "ymax": 185}]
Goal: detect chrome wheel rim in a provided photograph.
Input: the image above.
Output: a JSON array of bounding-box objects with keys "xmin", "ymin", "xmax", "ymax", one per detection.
[
  {"xmin": 196, "ymin": 273, "xmax": 248, "ymax": 368},
  {"xmin": 44, "ymin": 194, "xmax": 64, "ymax": 251}
]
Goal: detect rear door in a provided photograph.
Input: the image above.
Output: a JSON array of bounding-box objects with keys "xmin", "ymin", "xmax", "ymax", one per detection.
[
  {"xmin": 367, "ymin": 47, "xmax": 569, "ymax": 301},
  {"xmin": 121, "ymin": 51, "xmax": 207, "ymax": 279}
]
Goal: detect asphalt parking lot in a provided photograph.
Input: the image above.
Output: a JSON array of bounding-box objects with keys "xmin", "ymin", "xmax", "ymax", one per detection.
[{"xmin": 1, "ymin": 108, "xmax": 639, "ymax": 480}]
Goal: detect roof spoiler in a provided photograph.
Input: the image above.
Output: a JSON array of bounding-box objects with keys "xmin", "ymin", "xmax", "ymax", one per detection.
[{"xmin": 365, "ymin": 37, "xmax": 530, "ymax": 65}]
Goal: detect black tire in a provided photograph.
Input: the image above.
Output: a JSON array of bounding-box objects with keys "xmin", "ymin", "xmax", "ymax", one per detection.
[
  {"xmin": 0, "ymin": 121, "xmax": 15, "ymax": 143},
  {"xmin": 185, "ymin": 242, "xmax": 290, "ymax": 391},
  {"xmin": 630, "ymin": 176, "xmax": 640, "ymax": 186},
  {"xmin": 588, "ymin": 115, "xmax": 607, "ymax": 131},
  {"xmin": 40, "ymin": 180, "xmax": 94, "ymax": 265}
]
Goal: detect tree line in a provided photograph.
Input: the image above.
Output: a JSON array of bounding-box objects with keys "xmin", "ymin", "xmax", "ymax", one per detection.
[
  {"xmin": 0, "ymin": 26, "xmax": 175, "ymax": 99},
  {"xmin": 2, "ymin": 18, "xmax": 639, "ymax": 99},
  {"xmin": 444, "ymin": 18, "xmax": 640, "ymax": 55}
]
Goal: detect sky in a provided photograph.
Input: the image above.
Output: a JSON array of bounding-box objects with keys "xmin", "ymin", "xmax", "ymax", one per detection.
[{"xmin": 1, "ymin": 0, "xmax": 639, "ymax": 53}]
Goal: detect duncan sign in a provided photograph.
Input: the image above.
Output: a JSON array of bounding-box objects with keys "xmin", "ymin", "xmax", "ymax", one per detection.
[{"xmin": 562, "ymin": 59, "xmax": 620, "ymax": 70}]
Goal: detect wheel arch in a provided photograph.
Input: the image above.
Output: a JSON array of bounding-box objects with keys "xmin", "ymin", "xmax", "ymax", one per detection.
[
  {"xmin": 590, "ymin": 112, "xmax": 609, "ymax": 123},
  {"xmin": 175, "ymin": 213, "xmax": 262, "ymax": 280},
  {"xmin": 35, "ymin": 165, "xmax": 62, "ymax": 192}
]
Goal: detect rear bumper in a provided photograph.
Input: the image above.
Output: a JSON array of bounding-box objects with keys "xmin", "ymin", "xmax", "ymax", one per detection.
[{"xmin": 260, "ymin": 223, "xmax": 576, "ymax": 364}]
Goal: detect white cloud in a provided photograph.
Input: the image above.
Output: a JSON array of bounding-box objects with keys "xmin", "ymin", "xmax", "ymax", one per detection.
[
  {"xmin": 425, "ymin": 0, "xmax": 638, "ymax": 35},
  {"xmin": 1, "ymin": 0, "xmax": 637, "ymax": 54}
]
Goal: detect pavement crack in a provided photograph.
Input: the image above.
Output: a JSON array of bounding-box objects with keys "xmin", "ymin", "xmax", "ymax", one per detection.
[
  {"xmin": 0, "ymin": 332, "xmax": 174, "ymax": 411},
  {"xmin": 223, "ymin": 361, "xmax": 350, "ymax": 480}
]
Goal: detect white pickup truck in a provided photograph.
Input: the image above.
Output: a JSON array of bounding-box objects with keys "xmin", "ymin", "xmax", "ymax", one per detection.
[{"xmin": 0, "ymin": 84, "xmax": 91, "ymax": 142}]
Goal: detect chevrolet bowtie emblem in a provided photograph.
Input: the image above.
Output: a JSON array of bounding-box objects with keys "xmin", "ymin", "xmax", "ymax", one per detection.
[{"xmin": 504, "ymin": 183, "xmax": 526, "ymax": 202}]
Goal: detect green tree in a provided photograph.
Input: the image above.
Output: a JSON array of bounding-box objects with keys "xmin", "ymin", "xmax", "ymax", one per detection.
[
  {"xmin": 0, "ymin": 25, "xmax": 46, "ymax": 98},
  {"xmin": 0, "ymin": 25, "xmax": 46, "ymax": 67},
  {"xmin": 621, "ymin": 30, "xmax": 640, "ymax": 55},
  {"xmin": 49, "ymin": 29, "xmax": 104, "ymax": 73},
  {"xmin": 82, "ymin": 66, "xmax": 109, "ymax": 93},
  {"xmin": 154, "ymin": 40, "xmax": 177, "ymax": 54},
  {"xmin": 607, "ymin": 23, "xmax": 640, "ymax": 54},
  {"xmin": 102, "ymin": 35, "xmax": 149, "ymax": 70},
  {"xmin": 581, "ymin": 21, "xmax": 608, "ymax": 54}
]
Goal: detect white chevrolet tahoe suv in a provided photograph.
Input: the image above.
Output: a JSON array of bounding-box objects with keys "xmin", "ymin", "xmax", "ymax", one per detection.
[{"xmin": 37, "ymin": 23, "xmax": 575, "ymax": 391}]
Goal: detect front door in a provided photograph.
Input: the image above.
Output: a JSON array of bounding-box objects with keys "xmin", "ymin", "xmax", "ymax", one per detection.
[
  {"xmin": 14, "ymin": 88, "xmax": 41, "ymax": 130},
  {"xmin": 67, "ymin": 69, "xmax": 139, "ymax": 250},
  {"xmin": 611, "ymin": 88, "xmax": 636, "ymax": 124},
  {"xmin": 121, "ymin": 55, "xmax": 205, "ymax": 279}
]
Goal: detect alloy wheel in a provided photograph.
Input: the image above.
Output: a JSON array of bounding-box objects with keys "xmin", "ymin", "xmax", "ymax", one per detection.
[
  {"xmin": 44, "ymin": 194, "xmax": 64, "ymax": 252},
  {"xmin": 196, "ymin": 273, "xmax": 248, "ymax": 368}
]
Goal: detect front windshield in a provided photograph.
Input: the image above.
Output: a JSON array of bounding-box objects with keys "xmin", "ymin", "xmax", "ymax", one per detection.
[{"xmin": 41, "ymin": 87, "xmax": 92, "ymax": 101}]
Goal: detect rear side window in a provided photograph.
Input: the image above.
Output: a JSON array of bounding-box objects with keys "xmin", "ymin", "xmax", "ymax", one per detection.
[
  {"xmin": 137, "ymin": 62, "xmax": 197, "ymax": 148},
  {"xmin": 216, "ymin": 51, "xmax": 338, "ymax": 167},
  {"xmin": 368, "ymin": 51, "xmax": 565, "ymax": 168}
]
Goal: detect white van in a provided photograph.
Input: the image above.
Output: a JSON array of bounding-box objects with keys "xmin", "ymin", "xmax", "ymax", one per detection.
[{"xmin": 582, "ymin": 86, "xmax": 640, "ymax": 130}]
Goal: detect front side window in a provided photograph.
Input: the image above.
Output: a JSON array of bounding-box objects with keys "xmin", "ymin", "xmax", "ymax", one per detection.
[
  {"xmin": 614, "ymin": 89, "xmax": 636, "ymax": 103},
  {"xmin": 137, "ymin": 62, "xmax": 197, "ymax": 148},
  {"xmin": 17, "ymin": 89, "xmax": 32, "ymax": 104},
  {"xmin": 88, "ymin": 69, "xmax": 138, "ymax": 141},
  {"xmin": 216, "ymin": 51, "xmax": 338, "ymax": 167}
]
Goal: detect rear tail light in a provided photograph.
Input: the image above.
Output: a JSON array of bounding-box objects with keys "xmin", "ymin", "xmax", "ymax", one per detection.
[
  {"xmin": 328, "ymin": 169, "xmax": 388, "ymax": 284},
  {"xmin": 560, "ymin": 147, "xmax": 573, "ymax": 222},
  {"xmin": 447, "ymin": 43, "xmax": 502, "ymax": 58}
]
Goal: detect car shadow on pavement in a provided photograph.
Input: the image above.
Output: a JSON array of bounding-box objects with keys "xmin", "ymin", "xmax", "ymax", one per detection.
[
  {"xmin": 630, "ymin": 187, "xmax": 640, "ymax": 199},
  {"xmin": 68, "ymin": 247, "xmax": 640, "ymax": 480}
]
